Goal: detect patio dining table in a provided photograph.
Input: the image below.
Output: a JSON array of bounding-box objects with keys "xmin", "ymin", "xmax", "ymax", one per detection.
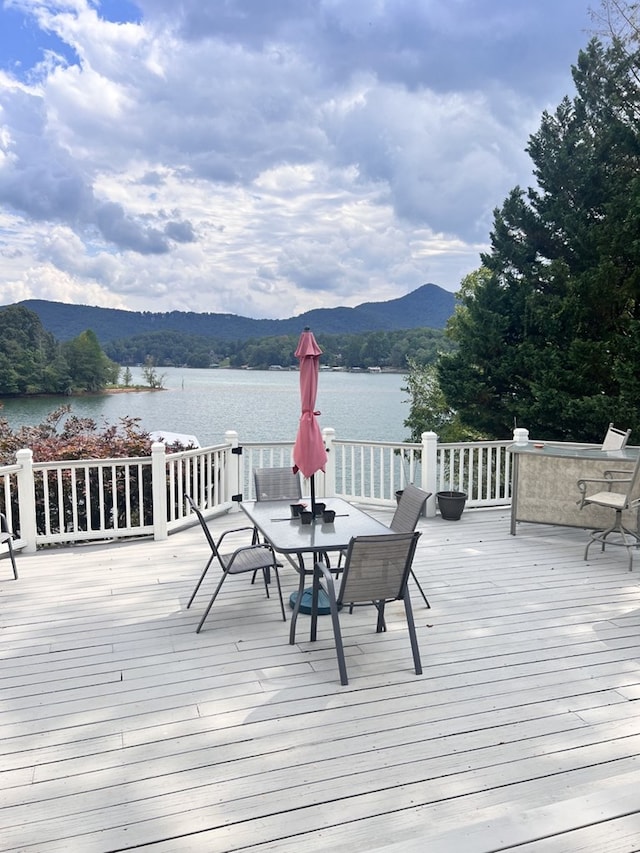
[{"xmin": 240, "ymin": 497, "xmax": 390, "ymax": 644}]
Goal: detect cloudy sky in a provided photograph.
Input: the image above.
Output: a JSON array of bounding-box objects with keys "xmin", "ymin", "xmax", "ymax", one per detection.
[{"xmin": 0, "ymin": 0, "xmax": 597, "ymax": 319}]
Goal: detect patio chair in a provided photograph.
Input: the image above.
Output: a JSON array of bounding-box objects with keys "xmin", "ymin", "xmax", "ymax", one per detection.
[
  {"xmin": 336, "ymin": 484, "xmax": 431, "ymax": 606},
  {"xmin": 0, "ymin": 512, "xmax": 18, "ymax": 580},
  {"xmin": 315, "ymin": 531, "xmax": 422, "ymax": 685},
  {"xmin": 185, "ymin": 495, "xmax": 286, "ymax": 632},
  {"xmin": 254, "ymin": 466, "xmax": 302, "ymax": 502},
  {"xmin": 253, "ymin": 466, "xmax": 307, "ymax": 568},
  {"xmin": 390, "ymin": 484, "xmax": 432, "ymax": 607},
  {"xmin": 253, "ymin": 464, "xmax": 302, "ymax": 555},
  {"xmin": 577, "ymin": 455, "xmax": 640, "ymax": 571},
  {"xmin": 600, "ymin": 423, "xmax": 631, "ymax": 452}
]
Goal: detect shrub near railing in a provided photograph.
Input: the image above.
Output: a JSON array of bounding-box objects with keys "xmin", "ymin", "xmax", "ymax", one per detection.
[
  {"xmin": 1, "ymin": 443, "xmax": 233, "ymax": 548},
  {"xmin": 33, "ymin": 455, "xmax": 154, "ymax": 543},
  {"xmin": 29, "ymin": 444, "xmax": 234, "ymax": 544}
]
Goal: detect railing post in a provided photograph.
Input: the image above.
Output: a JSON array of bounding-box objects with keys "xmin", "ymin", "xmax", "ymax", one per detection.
[
  {"xmin": 421, "ymin": 432, "xmax": 438, "ymax": 517},
  {"xmin": 225, "ymin": 430, "xmax": 240, "ymax": 510},
  {"xmin": 322, "ymin": 427, "xmax": 336, "ymax": 498},
  {"xmin": 16, "ymin": 448, "xmax": 37, "ymax": 552},
  {"xmin": 151, "ymin": 442, "xmax": 168, "ymax": 541}
]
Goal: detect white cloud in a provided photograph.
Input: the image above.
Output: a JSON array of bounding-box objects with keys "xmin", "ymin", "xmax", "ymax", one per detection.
[{"xmin": 0, "ymin": 0, "xmax": 595, "ymax": 317}]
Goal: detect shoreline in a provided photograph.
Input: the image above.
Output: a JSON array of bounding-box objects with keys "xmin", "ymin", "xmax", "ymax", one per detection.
[{"xmin": 0, "ymin": 385, "xmax": 165, "ymax": 403}]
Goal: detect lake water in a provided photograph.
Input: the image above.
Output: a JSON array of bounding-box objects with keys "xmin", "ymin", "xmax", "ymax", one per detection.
[{"xmin": 0, "ymin": 367, "xmax": 411, "ymax": 446}]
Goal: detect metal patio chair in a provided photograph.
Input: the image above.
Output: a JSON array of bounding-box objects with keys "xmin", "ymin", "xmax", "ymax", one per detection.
[
  {"xmin": 389, "ymin": 483, "xmax": 432, "ymax": 607},
  {"xmin": 315, "ymin": 531, "xmax": 422, "ymax": 685},
  {"xmin": 577, "ymin": 455, "xmax": 640, "ymax": 571},
  {"xmin": 600, "ymin": 423, "xmax": 631, "ymax": 452},
  {"xmin": 0, "ymin": 512, "xmax": 18, "ymax": 580},
  {"xmin": 336, "ymin": 483, "xmax": 431, "ymax": 606},
  {"xmin": 253, "ymin": 464, "xmax": 332, "ymax": 568},
  {"xmin": 185, "ymin": 495, "xmax": 286, "ymax": 632},
  {"xmin": 253, "ymin": 467, "xmax": 302, "ymax": 502},
  {"xmin": 253, "ymin": 466, "xmax": 306, "ymax": 568}
]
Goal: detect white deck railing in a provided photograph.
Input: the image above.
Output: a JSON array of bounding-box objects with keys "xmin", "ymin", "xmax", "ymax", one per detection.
[{"xmin": 0, "ymin": 429, "xmax": 515, "ymax": 553}]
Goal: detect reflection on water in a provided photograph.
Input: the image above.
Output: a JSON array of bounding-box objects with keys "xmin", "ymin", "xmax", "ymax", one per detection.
[{"xmin": 0, "ymin": 367, "xmax": 410, "ymax": 445}]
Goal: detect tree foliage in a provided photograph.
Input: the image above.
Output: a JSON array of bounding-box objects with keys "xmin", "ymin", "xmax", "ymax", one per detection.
[
  {"xmin": 437, "ymin": 37, "xmax": 640, "ymax": 442},
  {"xmin": 591, "ymin": 0, "xmax": 640, "ymax": 45},
  {"xmin": 61, "ymin": 329, "xmax": 119, "ymax": 392},
  {"xmin": 0, "ymin": 305, "xmax": 65, "ymax": 394},
  {"xmin": 104, "ymin": 327, "xmax": 454, "ymax": 371},
  {"xmin": 0, "ymin": 406, "xmax": 154, "ymax": 465},
  {"xmin": 0, "ymin": 407, "xmax": 196, "ymax": 536},
  {"xmin": 141, "ymin": 356, "xmax": 166, "ymax": 389},
  {"xmin": 402, "ymin": 359, "xmax": 482, "ymax": 443},
  {"xmin": 0, "ymin": 306, "xmax": 119, "ymax": 396}
]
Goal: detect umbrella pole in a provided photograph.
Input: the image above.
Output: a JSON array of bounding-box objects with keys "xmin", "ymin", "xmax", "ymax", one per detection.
[{"xmin": 310, "ymin": 475, "xmax": 316, "ymax": 515}]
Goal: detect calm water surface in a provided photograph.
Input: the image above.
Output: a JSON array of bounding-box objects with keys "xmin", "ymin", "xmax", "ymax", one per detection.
[{"xmin": 0, "ymin": 368, "xmax": 410, "ymax": 445}]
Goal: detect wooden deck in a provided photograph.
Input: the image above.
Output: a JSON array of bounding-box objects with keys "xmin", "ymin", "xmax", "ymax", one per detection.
[{"xmin": 3, "ymin": 505, "xmax": 640, "ymax": 852}]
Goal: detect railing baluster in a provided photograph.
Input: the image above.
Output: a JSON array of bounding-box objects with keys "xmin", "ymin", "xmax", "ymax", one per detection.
[{"xmin": 70, "ymin": 467, "xmax": 79, "ymax": 532}]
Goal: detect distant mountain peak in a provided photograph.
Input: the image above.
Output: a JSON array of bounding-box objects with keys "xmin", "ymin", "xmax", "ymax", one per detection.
[{"xmin": 9, "ymin": 283, "xmax": 456, "ymax": 343}]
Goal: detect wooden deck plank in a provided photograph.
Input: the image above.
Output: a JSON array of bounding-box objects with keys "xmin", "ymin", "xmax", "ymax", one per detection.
[{"xmin": 2, "ymin": 507, "xmax": 640, "ymax": 851}]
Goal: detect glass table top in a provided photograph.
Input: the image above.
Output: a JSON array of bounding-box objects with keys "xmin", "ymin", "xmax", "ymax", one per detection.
[{"xmin": 240, "ymin": 497, "xmax": 390, "ymax": 554}]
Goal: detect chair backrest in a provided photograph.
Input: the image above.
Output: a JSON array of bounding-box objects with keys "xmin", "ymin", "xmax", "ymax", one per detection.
[
  {"xmin": 254, "ymin": 467, "xmax": 302, "ymax": 501},
  {"xmin": 390, "ymin": 484, "xmax": 431, "ymax": 533},
  {"xmin": 618, "ymin": 455, "xmax": 640, "ymax": 506},
  {"xmin": 185, "ymin": 495, "xmax": 218, "ymax": 555},
  {"xmin": 601, "ymin": 423, "xmax": 631, "ymax": 451},
  {"xmin": 337, "ymin": 531, "xmax": 420, "ymax": 605}
]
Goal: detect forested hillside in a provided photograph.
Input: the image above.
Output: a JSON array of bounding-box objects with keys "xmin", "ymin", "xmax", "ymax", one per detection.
[
  {"xmin": 8, "ymin": 283, "xmax": 455, "ymax": 343},
  {"xmin": 0, "ymin": 306, "xmax": 118, "ymax": 395},
  {"xmin": 103, "ymin": 327, "xmax": 453, "ymax": 370}
]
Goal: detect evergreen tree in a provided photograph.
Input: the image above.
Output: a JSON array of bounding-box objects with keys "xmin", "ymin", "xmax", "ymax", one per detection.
[
  {"xmin": 438, "ymin": 38, "xmax": 640, "ymax": 442},
  {"xmin": 0, "ymin": 305, "xmax": 67, "ymax": 394},
  {"xmin": 62, "ymin": 330, "xmax": 119, "ymax": 392}
]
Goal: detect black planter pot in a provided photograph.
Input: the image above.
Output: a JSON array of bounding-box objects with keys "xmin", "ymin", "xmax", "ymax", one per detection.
[{"xmin": 436, "ymin": 490, "xmax": 467, "ymax": 520}]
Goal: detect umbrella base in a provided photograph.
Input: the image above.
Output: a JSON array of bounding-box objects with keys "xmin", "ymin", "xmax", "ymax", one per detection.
[{"xmin": 289, "ymin": 587, "xmax": 333, "ymax": 615}]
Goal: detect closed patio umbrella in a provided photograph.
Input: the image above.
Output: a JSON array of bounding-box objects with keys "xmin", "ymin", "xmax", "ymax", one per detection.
[{"xmin": 292, "ymin": 327, "xmax": 328, "ymax": 515}]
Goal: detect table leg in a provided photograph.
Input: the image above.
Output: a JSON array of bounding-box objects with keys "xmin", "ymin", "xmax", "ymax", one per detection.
[
  {"xmin": 289, "ymin": 556, "xmax": 306, "ymax": 645},
  {"xmin": 510, "ymin": 454, "xmax": 519, "ymax": 535},
  {"xmin": 310, "ymin": 567, "xmax": 320, "ymax": 642}
]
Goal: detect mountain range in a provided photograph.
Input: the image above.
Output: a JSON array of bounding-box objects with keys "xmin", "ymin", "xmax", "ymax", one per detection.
[{"xmin": 9, "ymin": 283, "xmax": 456, "ymax": 343}]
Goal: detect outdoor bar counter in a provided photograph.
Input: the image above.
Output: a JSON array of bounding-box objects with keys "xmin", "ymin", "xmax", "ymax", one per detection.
[{"xmin": 509, "ymin": 440, "xmax": 640, "ymax": 535}]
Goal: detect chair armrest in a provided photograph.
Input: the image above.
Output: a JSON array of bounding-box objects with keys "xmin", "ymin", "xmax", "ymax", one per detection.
[
  {"xmin": 316, "ymin": 560, "xmax": 334, "ymax": 586},
  {"xmin": 0, "ymin": 512, "xmax": 12, "ymax": 536},
  {"xmin": 577, "ymin": 474, "xmax": 632, "ymax": 507},
  {"xmin": 316, "ymin": 560, "xmax": 339, "ymax": 605},
  {"xmin": 577, "ymin": 476, "xmax": 631, "ymax": 490},
  {"xmin": 216, "ymin": 525, "xmax": 260, "ymax": 547}
]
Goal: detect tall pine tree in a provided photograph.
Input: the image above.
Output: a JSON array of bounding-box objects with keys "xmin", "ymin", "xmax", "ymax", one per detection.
[{"xmin": 438, "ymin": 38, "xmax": 640, "ymax": 441}]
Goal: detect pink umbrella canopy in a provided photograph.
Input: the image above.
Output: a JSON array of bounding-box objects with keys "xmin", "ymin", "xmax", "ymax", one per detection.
[{"xmin": 292, "ymin": 328, "xmax": 328, "ymax": 506}]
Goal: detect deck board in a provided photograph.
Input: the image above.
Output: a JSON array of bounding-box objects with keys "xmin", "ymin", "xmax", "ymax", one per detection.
[{"xmin": 2, "ymin": 506, "xmax": 640, "ymax": 851}]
